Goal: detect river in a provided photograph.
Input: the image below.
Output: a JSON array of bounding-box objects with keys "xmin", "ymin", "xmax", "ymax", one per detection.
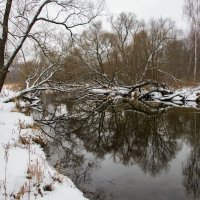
[{"xmin": 35, "ymin": 94, "xmax": 200, "ymax": 200}]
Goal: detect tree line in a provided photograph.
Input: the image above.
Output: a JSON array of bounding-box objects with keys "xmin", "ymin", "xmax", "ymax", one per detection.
[
  {"xmin": 3, "ymin": 0, "xmax": 200, "ymax": 91},
  {"xmin": 13, "ymin": 14, "xmax": 200, "ymax": 88}
]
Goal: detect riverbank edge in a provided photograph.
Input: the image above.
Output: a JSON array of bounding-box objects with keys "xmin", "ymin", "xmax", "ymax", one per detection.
[{"xmin": 0, "ymin": 98, "xmax": 88, "ymax": 200}]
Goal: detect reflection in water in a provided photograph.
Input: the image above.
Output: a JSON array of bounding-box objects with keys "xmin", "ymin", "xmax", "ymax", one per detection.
[
  {"xmin": 64, "ymin": 99, "xmax": 180, "ymax": 176},
  {"xmin": 183, "ymin": 112, "xmax": 200, "ymax": 200},
  {"xmin": 35, "ymin": 96, "xmax": 200, "ymax": 200}
]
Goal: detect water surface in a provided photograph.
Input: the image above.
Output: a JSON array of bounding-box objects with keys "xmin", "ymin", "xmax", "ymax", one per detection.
[{"xmin": 37, "ymin": 96, "xmax": 200, "ymax": 200}]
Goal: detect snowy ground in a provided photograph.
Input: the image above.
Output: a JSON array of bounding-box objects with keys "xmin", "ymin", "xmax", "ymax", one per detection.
[{"xmin": 0, "ymin": 89, "xmax": 88, "ymax": 200}]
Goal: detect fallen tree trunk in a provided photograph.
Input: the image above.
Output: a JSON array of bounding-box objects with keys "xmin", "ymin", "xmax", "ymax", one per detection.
[
  {"xmin": 127, "ymin": 80, "xmax": 165, "ymax": 96},
  {"xmin": 88, "ymin": 80, "xmax": 200, "ymax": 107}
]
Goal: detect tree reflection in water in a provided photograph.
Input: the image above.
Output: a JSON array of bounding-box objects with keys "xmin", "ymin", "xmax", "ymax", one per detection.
[
  {"xmin": 183, "ymin": 112, "xmax": 200, "ymax": 200},
  {"xmin": 65, "ymin": 99, "xmax": 180, "ymax": 176},
  {"xmin": 35, "ymin": 96, "xmax": 200, "ymax": 199}
]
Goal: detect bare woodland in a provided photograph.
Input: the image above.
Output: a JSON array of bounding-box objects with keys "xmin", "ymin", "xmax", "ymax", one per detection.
[
  {"xmin": 1, "ymin": 0, "xmax": 200, "ymax": 103},
  {"xmin": 0, "ymin": 0, "xmax": 104, "ymax": 91}
]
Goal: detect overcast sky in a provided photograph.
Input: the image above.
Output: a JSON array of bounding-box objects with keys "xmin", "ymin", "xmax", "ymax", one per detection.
[{"xmin": 105, "ymin": 0, "xmax": 187, "ymax": 30}]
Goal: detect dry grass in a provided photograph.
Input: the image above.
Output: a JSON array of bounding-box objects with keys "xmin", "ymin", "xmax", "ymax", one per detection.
[
  {"xmin": 18, "ymin": 136, "xmax": 30, "ymax": 146},
  {"xmin": 172, "ymin": 81, "xmax": 200, "ymax": 89},
  {"xmin": 32, "ymin": 136, "xmax": 47, "ymax": 149},
  {"xmin": 18, "ymin": 134, "xmax": 47, "ymax": 149},
  {"xmin": 12, "ymin": 183, "xmax": 29, "ymax": 200},
  {"xmin": 18, "ymin": 120, "xmax": 35, "ymax": 130},
  {"xmin": 26, "ymin": 159, "xmax": 44, "ymax": 183},
  {"xmin": 3, "ymin": 83, "xmax": 23, "ymax": 91}
]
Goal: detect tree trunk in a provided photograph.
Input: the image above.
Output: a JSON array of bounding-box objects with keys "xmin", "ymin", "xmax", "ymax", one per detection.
[
  {"xmin": 194, "ymin": 27, "xmax": 197, "ymax": 82},
  {"xmin": 0, "ymin": 68, "xmax": 8, "ymax": 92},
  {"xmin": 0, "ymin": 39, "xmax": 5, "ymax": 92},
  {"xmin": 0, "ymin": 0, "xmax": 13, "ymax": 92}
]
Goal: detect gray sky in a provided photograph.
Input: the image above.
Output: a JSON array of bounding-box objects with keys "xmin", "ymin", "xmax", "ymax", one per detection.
[{"xmin": 105, "ymin": 0, "xmax": 187, "ymax": 30}]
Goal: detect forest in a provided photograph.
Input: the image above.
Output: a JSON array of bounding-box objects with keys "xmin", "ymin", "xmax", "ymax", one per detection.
[{"xmin": 3, "ymin": 0, "xmax": 200, "ymax": 94}]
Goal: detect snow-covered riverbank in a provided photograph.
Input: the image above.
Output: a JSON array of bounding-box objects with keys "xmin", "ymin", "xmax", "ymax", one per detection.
[{"xmin": 0, "ymin": 91, "xmax": 88, "ymax": 199}]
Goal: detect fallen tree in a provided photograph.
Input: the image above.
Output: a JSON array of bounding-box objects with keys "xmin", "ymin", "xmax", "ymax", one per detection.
[{"xmin": 88, "ymin": 79, "xmax": 200, "ymax": 106}]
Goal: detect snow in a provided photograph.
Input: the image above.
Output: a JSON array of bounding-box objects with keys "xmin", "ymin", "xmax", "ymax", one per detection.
[
  {"xmin": 89, "ymin": 85, "xmax": 200, "ymax": 109},
  {"xmin": 0, "ymin": 84, "xmax": 199, "ymax": 199},
  {"xmin": 174, "ymin": 87, "xmax": 200, "ymax": 101},
  {"xmin": 90, "ymin": 88, "xmax": 112, "ymax": 94},
  {"xmin": 0, "ymin": 90, "xmax": 88, "ymax": 200},
  {"xmin": 90, "ymin": 87, "xmax": 129, "ymax": 96},
  {"xmin": 55, "ymin": 104, "xmax": 68, "ymax": 117},
  {"xmin": 149, "ymin": 92, "xmax": 163, "ymax": 99},
  {"xmin": 148, "ymin": 86, "xmax": 200, "ymax": 108}
]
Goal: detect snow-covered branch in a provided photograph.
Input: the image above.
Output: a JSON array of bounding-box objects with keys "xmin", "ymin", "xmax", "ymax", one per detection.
[{"xmin": 2, "ymin": 61, "xmax": 63, "ymax": 103}]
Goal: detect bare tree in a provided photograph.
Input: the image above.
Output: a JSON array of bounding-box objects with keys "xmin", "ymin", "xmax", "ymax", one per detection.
[
  {"xmin": 184, "ymin": 0, "xmax": 200, "ymax": 81},
  {"xmin": 0, "ymin": 0, "xmax": 104, "ymax": 92},
  {"xmin": 141, "ymin": 18, "xmax": 176, "ymax": 82},
  {"xmin": 110, "ymin": 12, "xmax": 144, "ymax": 83},
  {"xmin": 75, "ymin": 21, "xmax": 118, "ymax": 86}
]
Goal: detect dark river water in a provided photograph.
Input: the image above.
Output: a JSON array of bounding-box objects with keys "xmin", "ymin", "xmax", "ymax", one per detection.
[{"xmin": 35, "ymin": 95, "xmax": 200, "ymax": 200}]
